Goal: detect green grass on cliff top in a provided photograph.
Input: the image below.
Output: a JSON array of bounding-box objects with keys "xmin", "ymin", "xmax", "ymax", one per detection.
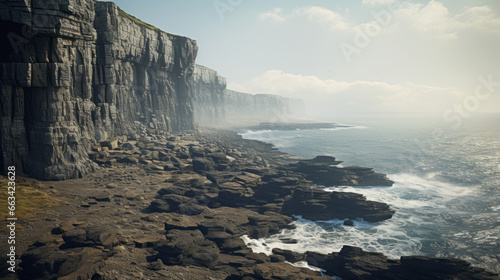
[{"xmin": 117, "ymin": 7, "xmax": 160, "ymax": 31}]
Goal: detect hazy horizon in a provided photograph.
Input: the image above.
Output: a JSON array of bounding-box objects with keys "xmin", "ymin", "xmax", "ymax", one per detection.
[{"xmin": 104, "ymin": 0, "xmax": 500, "ymax": 118}]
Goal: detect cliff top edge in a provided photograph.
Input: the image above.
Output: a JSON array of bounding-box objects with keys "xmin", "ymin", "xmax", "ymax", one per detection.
[{"xmin": 97, "ymin": 1, "xmax": 192, "ymax": 40}]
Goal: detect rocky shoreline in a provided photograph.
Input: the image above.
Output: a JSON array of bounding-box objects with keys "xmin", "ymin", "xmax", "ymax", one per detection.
[{"xmin": 1, "ymin": 129, "xmax": 498, "ymax": 280}]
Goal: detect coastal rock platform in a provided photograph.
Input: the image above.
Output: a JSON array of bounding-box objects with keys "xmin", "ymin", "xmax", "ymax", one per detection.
[{"xmin": 0, "ymin": 129, "xmax": 497, "ymax": 280}]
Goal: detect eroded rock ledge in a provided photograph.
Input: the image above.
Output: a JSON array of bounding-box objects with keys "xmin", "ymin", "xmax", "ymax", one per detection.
[{"xmin": 5, "ymin": 129, "xmax": 497, "ymax": 280}]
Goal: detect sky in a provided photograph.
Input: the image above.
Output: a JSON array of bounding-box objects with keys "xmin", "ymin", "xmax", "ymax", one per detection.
[{"xmin": 104, "ymin": 0, "xmax": 500, "ymax": 119}]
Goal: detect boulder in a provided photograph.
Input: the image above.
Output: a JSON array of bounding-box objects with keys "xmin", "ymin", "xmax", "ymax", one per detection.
[
  {"xmin": 282, "ymin": 187, "xmax": 394, "ymax": 222},
  {"xmin": 193, "ymin": 157, "xmax": 216, "ymax": 172},
  {"xmin": 156, "ymin": 229, "xmax": 220, "ymax": 268},
  {"xmin": 62, "ymin": 226, "xmax": 119, "ymax": 248},
  {"xmin": 20, "ymin": 246, "xmax": 105, "ymax": 280},
  {"xmin": 306, "ymin": 246, "xmax": 500, "ymax": 280}
]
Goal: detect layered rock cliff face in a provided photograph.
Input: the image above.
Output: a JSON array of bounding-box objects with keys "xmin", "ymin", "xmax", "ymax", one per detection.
[
  {"xmin": 0, "ymin": 0, "xmax": 99, "ymax": 180},
  {"xmin": 224, "ymin": 89, "xmax": 303, "ymax": 124},
  {"xmin": 0, "ymin": 0, "xmax": 300, "ymax": 180},
  {"xmin": 192, "ymin": 65, "xmax": 226, "ymax": 126},
  {"xmin": 191, "ymin": 67, "xmax": 303, "ymax": 127},
  {"xmin": 0, "ymin": 0, "xmax": 198, "ymax": 180},
  {"xmin": 225, "ymin": 90, "xmax": 290, "ymax": 121},
  {"xmin": 94, "ymin": 3, "xmax": 198, "ymax": 137}
]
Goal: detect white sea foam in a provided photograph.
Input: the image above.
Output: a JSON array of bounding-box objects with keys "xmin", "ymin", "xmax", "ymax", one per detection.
[
  {"xmin": 243, "ymin": 174, "xmax": 480, "ymax": 262},
  {"xmin": 239, "ymin": 121, "xmax": 500, "ymax": 273},
  {"xmin": 325, "ymin": 173, "xmax": 476, "ymax": 208},
  {"xmin": 320, "ymin": 125, "xmax": 367, "ymax": 131},
  {"xmin": 239, "ymin": 125, "xmax": 365, "ymax": 137}
]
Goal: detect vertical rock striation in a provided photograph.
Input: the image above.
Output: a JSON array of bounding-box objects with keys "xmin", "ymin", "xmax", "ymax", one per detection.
[
  {"xmin": 192, "ymin": 65, "xmax": 226, "ymax": 126},
  {"xmin": 93, "ymin": 3, "xmax": 198, "ymax": 137},
  {"xmin": 0, "ymin": 0, "xmax": 301, "ymax": 180},
  {"xmin": 0, "ymin": 0, "xmax": 198, "ymax": 180},
  {"xmin": 1, "ymin": 0, "xmax": 98, "ymax": 180}
]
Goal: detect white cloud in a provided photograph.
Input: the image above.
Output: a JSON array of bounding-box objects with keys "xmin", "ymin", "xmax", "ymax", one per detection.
[
  {"xmin": 258, "ymin": 6, "xmax": 351, "ymax": 31},
  {"xmin": 383, "ymin": 1, "xmax": 500, "ymax": 38},
  {"xmin": 456, "ymin": 6, "xmax": 500, "ymax": 34},
  {"xmin": 258, "ymin": 8, "xmax": 285, "ymax": 22},
  {"xmin": 362, "ymin": 0, "xmax": 395, "ymax": 5},
  {"xmin": 392, "ymin": 1, "xmax": 458, "ymax": 39},
  {"xmin": 259, "ymin": 2, "xmax": 500, "ymax": 39},
  {"xmin": 292, "ymin": 6, "xmax": 351, "ymax": 31},
  {"xmin": 228, "ymin": 70, "xmax": 464, "ymax": 114}
]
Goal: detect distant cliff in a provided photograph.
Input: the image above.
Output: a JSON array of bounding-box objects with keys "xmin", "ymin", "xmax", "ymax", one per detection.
[
  {"xmin": 224, "ymin": 89, "xmax": 304, "ymax": 125},
  {"xmin": 0, "ymin": 0, "xmax": 301, "ymax": 180},
  {"xmin": 192, "ymin": 69, "xmax": 304, "ymax": 126}
]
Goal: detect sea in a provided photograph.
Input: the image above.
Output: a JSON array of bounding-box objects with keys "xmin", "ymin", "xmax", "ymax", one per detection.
[{"xmin": 239, "ymin": 113, "xmax": 500, "ymax": 274}]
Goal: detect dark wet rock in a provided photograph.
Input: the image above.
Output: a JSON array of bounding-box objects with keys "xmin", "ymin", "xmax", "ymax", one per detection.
[
  {"xmin": 193, "ymin": 157, "xmax": 216, "ymax": 172},
  {"xmin": 190, "ymin": 146, "xmax": 206, "ymax": 157},
  {"xmin": 199, "ymin": 218, "xmax": 238, "ymax": 236},
  {"xmin": 230, "ymin": 262, "xmax": 324, "ymax": 280},
  {"xmin": 62, "ymin": 226, "xmax": 119, "ymax": 248},
  {"xmin": 164, "ymin": 214, "xmax": 202, "ymax": 231},
  {"xmin": 279, "ymin": 238, "xmax": 299, "ymax": 244},
  {"xmin": 343, "ymin": 219, "xmax": 355, "ymax": 226},
  {"xmin": 282, "ymin": 187, "xmax": 394, "ymax": 222},
  {"xmin": 51, "ymin": 220, "xmax": 78, "ymax": 235},
  {"xmin": 101, "ymin": 140, "xmax": 118, "ymax": 150},
  {"xmin": 210, "ymin": 152, "xmax": 230, "ymax": 164},
  {"xmin": 148, "ymin": 259, "xmax": 166, "ymax": 271},
  {"xmin": 241, "ymin": 251, "xmax": 270, "ymax": 264},
  {"xmin": 150, "ymin": 192, "xmax": 209, "ymax": 215},
  {"xmin": 269, "ymin": 254, "xmax": 286, "ymax": 263},
  {"xmin": 19, "ymin": 246, "xmax": 105, "ymax": 280},
  {"xmin": 159, "ymin": 194, "xmax": 195, "ymax": 210},
  {"xmin": 149, "ymin": 199, "xmax": 171, "ymax": 212},
  {"xmin": 163, "ymin": 163, "xmax": 180, "ymax": 171},
  {"xmin": 219, "ymin": 237, "xmax": 247, "ymax": 253},
  {"xmin": 283, "ymin": 157, "xmax": 394, "ymax": 187},
  {"xmin": 234, "ymin": 172, "xmax": 261, "ymax": 185},
  {"xmin": 309, "ymin": 155, "xmax": 343, "ymax": 165},
  {"xmin": 320, "ymin": 245, "xmax": 392, "ymax": 279},
  {"xmin": 178, "ymin": 203, "xmax": 208, "ymax": 215},
  {"xmin": 116, "ymin": 157, "xmax": 139, "ymax": 165},
  {"xmin": 272, "ymin": 248, "xmax": 305, "ymax": 263},
  {"xmin": 156, "ymin": 229, "xmax": 220, "ymax": 268},
  {"xmin": 305, "ymin": 246, "xmax": 500, "ymax": 280},
  {"xmin": 217, "ymin": 254, "xmax": 257, "ymax": 268},
  {"xmin": 217, "ymin": 182, "xmax": 255, "ymax": 207}
]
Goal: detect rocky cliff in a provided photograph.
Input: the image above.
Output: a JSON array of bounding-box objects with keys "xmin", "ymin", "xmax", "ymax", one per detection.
[
  {"xmin": 192, "ymin": 67, "xmax": 303, "ymax": 127},
  {"xmin": 0, "ymin": 0, "xmax": 99, "ymax": 180},
  {"xmin": 0, "ymin": 0, "xmax": 301, "ymax": 180},
  {"xmin": 224, "ymin": 89, "xmax": 298, "ymax": 124},
  {"xmin": 0, "ymin": 0, "xmax": 198, "ymax": 180},
  {"xmin": 192, "ymin": 65, "xmax": 226, "ymax": 126}
]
